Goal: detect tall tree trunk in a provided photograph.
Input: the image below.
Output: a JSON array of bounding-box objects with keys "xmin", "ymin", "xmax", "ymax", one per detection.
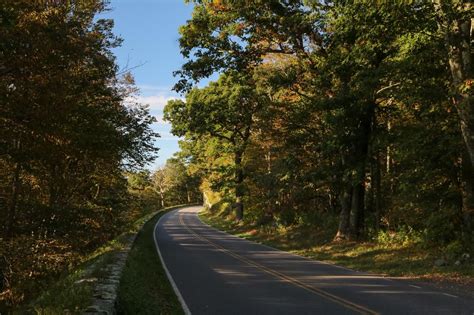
[
  {"xmin": 349, "ymin": 179, "xmax": 365, "ymax": 239},
  {"xmin": 347, "ymin": 103, "xmax": 375, "ymax": 239},
  {"xmin": 439, "ymin": 4, "xmax": 473, "ymax": 165},
  {"xmin": 234, "ymin": 149, "xmax": 244, "ymax": 221},
  {"xmin": 5, "ymin": 163, "xmax": 21, "ymax": 239},
  {"xmin": 263, "ymin": 149, "xmax": 274, "ymax": 222},
  {"xmin": 48, "ymin": 164, "xmax": 60, "ymax": 209},
  {"xmin": 334, "ymin": 184, "xmax": 352, "ymax": 241},
  {"xmin": 435, "ymin": 2, "xmax": 473, "ymax": 230}
]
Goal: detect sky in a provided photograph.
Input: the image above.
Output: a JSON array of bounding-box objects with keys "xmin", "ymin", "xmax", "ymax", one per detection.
[{"xmin": 102, "ymin": 0, "xmax": 194, "ymax": 170}]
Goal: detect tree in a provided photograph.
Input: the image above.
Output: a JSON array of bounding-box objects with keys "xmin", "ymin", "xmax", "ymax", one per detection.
[
  {"xmin": 151, "ymin": 158, "xmax": 202, "ymax": 207},
  {"xmin": 171, "ymin": 0, "xmax": 473, "ymax": 250},
  {"xmin": 165, "ymin": 72, "xmax": 263, "ymax": 219},
  {"xmin": 432, "ymin": 0, "xmax": 473, "ymax": 230},
  {"xmin": 0, "ymin": 1, "xmax": 158, "ymax": 306}
]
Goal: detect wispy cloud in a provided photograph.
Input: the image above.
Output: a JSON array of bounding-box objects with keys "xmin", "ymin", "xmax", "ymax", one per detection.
[
  {"xmin": 136, "ymin": 95, "xmax": 182, "ymax": 111},
  {"xmin": 156, "ymin": 131, "xmax": 180, "ymax": 141},
  {"xmin": 124, "ymin": 85, "xmax": 183, "ymax": 138},
  {"xmin": 137, "ymin": 84, "xmax": 174, "ymax": 93}
]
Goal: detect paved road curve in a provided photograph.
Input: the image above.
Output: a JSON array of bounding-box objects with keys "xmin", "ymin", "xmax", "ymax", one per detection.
[{"xmin": 154, "ymin": 206, "xmax": 474, "ymax": 315}]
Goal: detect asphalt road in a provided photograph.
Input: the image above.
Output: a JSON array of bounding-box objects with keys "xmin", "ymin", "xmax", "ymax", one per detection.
[{"xmin": 154, "ymin": 206, "xmax": 474, "ymax": 315}]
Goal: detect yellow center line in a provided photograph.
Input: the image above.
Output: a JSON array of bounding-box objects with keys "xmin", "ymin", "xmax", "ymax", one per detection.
[{"xmin": 179, "ymin": 213, "xmax": 379, "ymax": 315}]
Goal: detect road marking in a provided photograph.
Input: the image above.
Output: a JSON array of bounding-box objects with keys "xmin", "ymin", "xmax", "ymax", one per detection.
[
  {"xmin": 410, "ymin": 285, "xmax": 421, "ymax": 289},
  {"xmin": 154, "ymin": 210, "xmax": 192, "ymax": 315},
  {"xmin": 442, "ymin": 293, "xmax": 458, "ymax": 298},
  {"xmin": 179, "ymin": 213, "xmax": 379, "ymax": 315},
  {"xmin": 198, "ymin": 214, "xmax": 355, "ymax": 272}
]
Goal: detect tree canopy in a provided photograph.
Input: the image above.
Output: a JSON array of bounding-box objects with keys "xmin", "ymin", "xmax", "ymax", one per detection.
[
  {"xmin": 167, "ymin": 0, "xmax": 473, "ymax": 249},
  {"xmin": 0, "ymin": 0, "xmax": 158, "ymax": 308}
]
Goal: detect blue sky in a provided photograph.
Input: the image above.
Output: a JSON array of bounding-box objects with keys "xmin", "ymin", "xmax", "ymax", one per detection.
[{"xmin": 103, "ymin": 0, "xmax": 194, "ymax": 170}]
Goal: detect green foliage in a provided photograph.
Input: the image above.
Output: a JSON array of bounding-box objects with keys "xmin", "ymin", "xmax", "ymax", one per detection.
[
  {"xmin": 443, "ymin": 240, "xmax": 465, "ymax": 260},
  {"xmin": 165, "ymin": 71, "xmax": 265, "ymax": 219},
  {"xmin": 29, "ymin": 208, "xmax": 169, "ymax": 314},
  {"xmin": 170, "ymin": 0, "xmax": 473, "ymax": 254},
  {"xmin": 424, "ymin": 208, "xmax": 463, "ymax": 245},
  {"xmin": 374, "ymin": 227, "xmax": 424, "ymax": 248},
  {"xmin": 127, "ymin": 170, "xmax": 152, "ymax": 191},
  {"xmin": 0, "ymin": 1, "xmax": 158, "ymax": 309},
  {"xmin": 150, "ymin": 157, "xmax": 202, "ymax": 208}
]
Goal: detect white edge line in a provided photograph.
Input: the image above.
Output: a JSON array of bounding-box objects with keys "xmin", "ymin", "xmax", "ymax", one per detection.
[
  {"xmin": 409, "ymin": 285, "xmax": 421, "ymax": 289},
  {"xmin": 154, "ymin": 209, "xmax": 192, "ymax": 315},
  {"xmin": 442, "ymin": 293, "xmax": 458, "ymax": 298}
]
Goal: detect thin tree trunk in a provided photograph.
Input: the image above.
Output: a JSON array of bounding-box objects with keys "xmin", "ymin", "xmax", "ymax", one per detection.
[
  {"xmin": 94, "ymin": 184, "xmax": 101, "ymax": 199},
  {"xmin": 264, "ymin": 148, "xmax": 274, "ymax": 222},
  {"xmin": 49, "ymin": 164, "xmax": 59, "ymax": 209},
  {"xmin": 374, "ymin": 152, "xmax": 382, "ymax": 231},
  {"xmin": 461, "ymin": 149, "xmax": 474, "ymax": 233},
  {"xmin": 186, "ymin": 184, "xmax": 191, "ymax": 203},
  {"xmin": 5, "ymin": 163, "xmax": 21, "ymax": 239},
  {"xmin": 155, "ymin": 184, "xmax": 165, "ymax": 208}
]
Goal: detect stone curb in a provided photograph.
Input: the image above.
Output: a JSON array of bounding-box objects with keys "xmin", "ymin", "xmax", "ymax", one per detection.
[
  {"xmin": 82, "ymin": 234, "xmax": 136, "ymax": 315},
  {"xmin": 82, "ymin": 212, "xmax": 159, "ymax": 315}
]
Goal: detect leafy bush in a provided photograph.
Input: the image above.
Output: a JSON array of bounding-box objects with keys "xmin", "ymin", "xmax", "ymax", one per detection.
[
  {"xmin": 424, "ymin": 207, "xmax": 462, "ymax": 245},
  {"xmin": 375, "ymin": 226, "xmax": 424, "ymax": 247}
]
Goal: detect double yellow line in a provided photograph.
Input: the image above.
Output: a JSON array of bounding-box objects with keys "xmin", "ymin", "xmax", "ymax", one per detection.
[{"xmin": 179, "ymin": 214, "xmax": 379, "ymax": 315}]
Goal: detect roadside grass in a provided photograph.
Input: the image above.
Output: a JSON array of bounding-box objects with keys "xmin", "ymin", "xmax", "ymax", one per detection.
[
  {"xmin": 199, "ymin": 210, "xmax": 474, "ymax": 288},
  {"xmin": 116, "ymin": 206, "xmax": 186, "ymax": 315},
  {"xmin": 31, "ymin": 230, "xmax": 136, "ymax": 314},
  {"xmin": 30, "ymin": 266, "xmax": 93, "ymax": 315},
  {"xmin": 29, "ymin": 206, "xmax": 185, "ymax": 314}
]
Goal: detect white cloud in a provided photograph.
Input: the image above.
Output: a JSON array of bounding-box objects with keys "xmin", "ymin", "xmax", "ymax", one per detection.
[
  {"xmin": 156, "ymin": 131, "xmax": 180, "ymax": 141},
  {"xmin": 137, "ymin": 84, "xmax": 173, "ymax": 93},
  {"xmin": 153, "ymin": 114, "xmax": 170, "ymax": 126},
  {"xmin": 136, "ymin": 95, "xmax": 183, "ymax": 111},
  {"xmin": 124, "ymin": 84, "xmax": 184, "ymax": 111}
]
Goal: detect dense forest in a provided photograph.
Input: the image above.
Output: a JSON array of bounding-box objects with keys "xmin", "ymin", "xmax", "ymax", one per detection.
[
  {"xmin": 0, "ymin": 1, "xmax": 202, "ymax": 310},
  {"xmin": 0, "ymin": 0, "xmax": 472, "ymax": 311},
  {"xmin": 165, "ymin": 0, "xmax": 473, "ymax": 253}
]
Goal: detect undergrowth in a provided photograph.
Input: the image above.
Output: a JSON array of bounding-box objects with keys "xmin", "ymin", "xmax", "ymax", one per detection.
[{"xmin": 199, "ymin": 209, "xmax": 474, "ymax": 287}]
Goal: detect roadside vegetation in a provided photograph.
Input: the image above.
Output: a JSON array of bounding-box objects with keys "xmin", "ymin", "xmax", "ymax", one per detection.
[
  {"xmin": 0, "ymin": 1, "xmax": 201, "ymax": 312},
  {"xmin": 29, "ymin": 204, "xmax": 189, "ymax": 314},
  {"xmin": 116, "ymin": 206, "xmax": 186, "ymax": 315},
  {"xmin": 165, "ymin": 0, "xmax": 473, "ymax": 288},
  {"xmin": 2, "ymin": 0, "xmax": 473, "ymax": 311},
  {"xmin": 2, "ymin": 157, "xmax": 200, "ymax": 313},
  {"xmin": 200, "ymin": 208, "xmax": 474, "ymax": 290},
  {"xmin": 0, "ymin": 1, "xmax": 155, "ymax": 311},
  {"xmin": 31, "ymin": 210, "xmax": 158, "ymax": 314}
]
